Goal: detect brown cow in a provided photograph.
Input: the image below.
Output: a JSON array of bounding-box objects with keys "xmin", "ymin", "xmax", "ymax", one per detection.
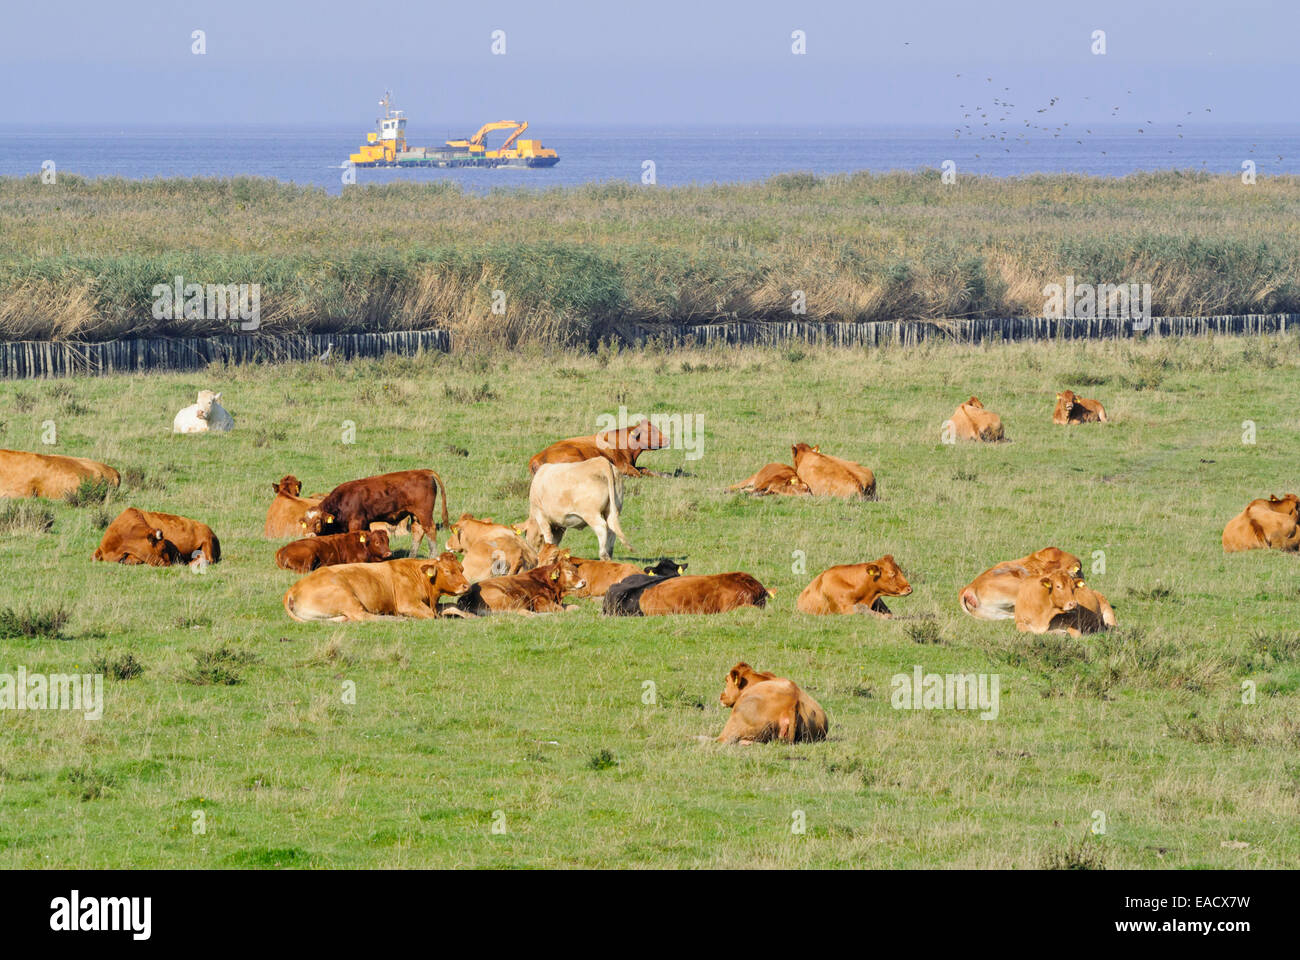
[
  {"xmin": 454, "ymin": 551, "xmax": 587, "ymax": 615},
  {"xmin": 304, "ymin": 469, "xmax": 450, "ymax": 558},
  {"xmin": 528, "ymin": 419, "xmax": 668, "ymax": 476},
  {"xmin": 1223, "ymin": 494, "xmax": 1300, "ymax": 552},
  {"xmin": 638, "ymin": 572, "xmax": 771, "ymax": 615},
  {"xmin": 1053, "ymin": 390, "xmax": 1108, "ymax": 425},
  {"xmin": 264, "ymin": 475, "xmax": 325, "ymax": 538},
  {"xmin": 445, "ymin": 513, "xmax": 538, "ymax": 581},
  {"xmin": 716, "ymin": 663, "xmax": 829, "ymax": 744},
  {"xmin": 797, "ymin": 556, "xmax": 913, "ymax": 616},
  {"xmin": 790, "ymin": 444, "xmax": 877, "ymax": 499},
  {"xmin": 947, "ymin": 397, "xmax": 1006, "ymax": 442},
  {"xmin": 275, "ymin": 529, "xmax": 392, "ymax": 573},
  {"xmin": 537, "ymin": 544, "xmax": 686, "ymax": 598},
  {"xmin": 93, "ymin": 507, "xmax": 220, "ymax": 567},
  {"xmin": 959, "ymin": 547, "xmax": 1082, "ymax": 621},
  {"xmin": 283, "ymin": 554, "xmax": 469, "ymax": 622},
  {"xmin": 1014, "ymin": 569, "xmax": 1115, "ymax": 636},
  {"xmin": 0, "ymin": 449, "xmax": 120, "ymax": 500},
  {"xmin": 728, "ymin": 462, "xmax": 812, "ymax": 496}
]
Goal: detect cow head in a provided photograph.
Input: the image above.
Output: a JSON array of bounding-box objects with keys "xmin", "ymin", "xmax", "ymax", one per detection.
[
  {"xmin": 643, "ymin": 558, "xmax": 686, "ymax": 577},
  {"xmin": 790, "ymin": 443, "xmax": 816, "ymax": 468},
  {"xmin": 140, "ymin": 528, "xmax": 181, "ymax": 567},
  {"xmin": 629, "ymin": 419, "xmax": 669, "ymax": 452},
  {"xmin": 719, "ymin": 662, "xmax": 780, "ymax": 707},
  {"xmin": 541, "ymin": 550, "xmax": 585, "ymax": 594},
  {"xmin": 1027, "ymin": 547, "xmax": 1082, "ymax": 577},
  {"xmin": 865, "ymin": 555, "xmax": 913, "ymax": 597},
  {"xmin": 1038, "ymin": 570, "xmax": 1083, "ymax": 613},
  {"xmin": 300, "ymin": 508, "xmax": 336, "ymax": 537},
  {"xmin": 966, "ymin": 396, "xmax": 984, "ymax": 409},
  {"xmin": 785, "ymin": 474, "xmax": 812, "ymax": 494},
  {"xmin": 1264, "ymin": 494, "xmax": 1300, "ymax": 522},
  {"xmin": 273, "ymin": 475, "xmax": 303, "ymax": 497},
  {"xmin": 420, "ymin": 552, "xmax": 470, "ymax": 600},
  {"xmin": 361, "ymin": 529, "xmax": 392, "ymax": 560},
  {"xmin": 196, "ymin": 390, "xmax": 222, "ymax": 420}
]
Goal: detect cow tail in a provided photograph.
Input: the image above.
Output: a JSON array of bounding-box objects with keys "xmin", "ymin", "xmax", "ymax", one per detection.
[
  {"xmin": 430, "ymin": 469, "xmax": 450, "ymax": 530},
  {"xmin": 283, "ymin": 589, "xmax": 306, "ymax": 623},
  {"xmin": 605, "ymin": 465, "xmax": 632, "ymax": 549},
  {"xmin": 210, "ymin": 532, "xmax": 222, "ymax": 564}
]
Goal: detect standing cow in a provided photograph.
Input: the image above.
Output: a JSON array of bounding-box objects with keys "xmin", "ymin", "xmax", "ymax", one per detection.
[
  {"xmin": 522, "ymin": 457, "xmax": 631, "ymax": 561},
  {"xmin": 304, "ymin": 469, "xmax": 450, "ymax": 558}
]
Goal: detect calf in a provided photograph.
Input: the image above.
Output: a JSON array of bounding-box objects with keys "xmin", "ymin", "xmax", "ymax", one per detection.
[
  {"xmin": 948, "ymin": 397, "xmax": 1006, "ymax": 442},
  {"xmin": 637, "ymin": 572, "xmax": 771, "ymax": 616},
  {"xmin": 283, "ymin": 554, "xmax": 469, "ymax": 622},
  {"xmin": 455, "ymin": 551, "xmax": 587, "ymax": 615},
  {"xmin": 538, "ymin": 544, "xmax": 685, "ymax": 598},
  {"xmin": 1, "ymin": 449, "xmax": 120, "ymax": 500},
  {"xmin": 797, "ymin": 556, "xmax": 912, "ymax": 616},
  {"xmin": 1223, "ymin": 494, "xmax": 1300, "ymax": 552},
  {"xmin": 524, "ymin": 457, "xmax": 631, "ymax": 561},
  {"xmin": 728, "ymin": 462, "xmax": 812, "ymax": 496},
  {"xmin": 716, "ymin": 663, "xmax": 829, "ymax": 744},
  {"xmin": 93, "ymin": 507, "xmax": 219, "ymax": 567},
  {"xmin": 959, "ymin": 547, "xmax": 1081, "ymax": 621},
  {"xmin": 446, "ymin": 513, "xmax": 537, "ymax": 581},
  {"xmin": 306, "ymin": 468, "xmax": 450, "ymax": 558},
  {"xmin": 1053, "ymin": 389, "xmax": 1108, "ymax": 425},
  {"xmin": 529, "ymin": 419, "xmax": 668, "ymax": 476},
  {"xmin": 1014, "ymin": 569, "xmax": 1115, "ymax": 636},
  {"xmin": 275, "ymin": 529, "xmax": 392, "ymax": 573},
  {"xmin": 790, "ymin": 444, "xmax": 876, "ymax": 499},
  {"xmin": 264, "ymin": 475, "xmax": 325, "ymax": 538}
]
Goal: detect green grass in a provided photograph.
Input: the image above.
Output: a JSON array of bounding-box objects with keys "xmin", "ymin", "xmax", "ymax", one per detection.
[
  {"xmin": 1, "ymin": 171, "xmax": 1299, "ymax": 342},
  {"xmin": 0, "ymin": 334, "xmax": 1297, "ymax": 867}
]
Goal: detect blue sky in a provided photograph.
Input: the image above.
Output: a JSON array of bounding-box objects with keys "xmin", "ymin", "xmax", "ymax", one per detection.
[{"xmin": 1, "ymin": 0, "xmax": 1296, "ymax": 125}]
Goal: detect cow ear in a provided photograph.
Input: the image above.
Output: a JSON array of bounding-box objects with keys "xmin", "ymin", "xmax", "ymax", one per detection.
[
  {"xmin": 1040, "ymin": 576, "xmax": 1052, "ymax": 590},
  {"xmin": 677, "ymin": 566, "xmax": 684, "ymax": 575},
  {"xmin": 550, "ymin": 569, "xmax": 559, "ymax": 580},
  {"xmin": 866, "ymin": 563, "xmax": 881, "ymax": 578},
  {"xmin": 326, "ymin": 514, "xmax": 335, "ymax": 523},
  {"xmin": 1075, "ymin": 579, "xmax": 1085, "ymax": 588},
  {"xmin": 359, "ymin": 534, "xmax": 366, "ymax": 543}
]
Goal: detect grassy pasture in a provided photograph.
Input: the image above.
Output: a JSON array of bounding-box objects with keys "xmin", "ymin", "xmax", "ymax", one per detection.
[{"xmin": 0, "ymin": 334, "xmax": 1298, "ymax": 868}]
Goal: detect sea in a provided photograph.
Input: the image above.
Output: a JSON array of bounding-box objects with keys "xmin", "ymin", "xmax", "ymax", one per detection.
[{"xmin": 1, "ymin": 123, "xmax": 1297, "ymax": 194}]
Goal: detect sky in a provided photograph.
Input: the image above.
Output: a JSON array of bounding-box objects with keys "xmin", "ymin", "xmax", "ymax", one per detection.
[{"xmin": 1, "ymin": 0, "xmax": 1297, "ymax": 126}]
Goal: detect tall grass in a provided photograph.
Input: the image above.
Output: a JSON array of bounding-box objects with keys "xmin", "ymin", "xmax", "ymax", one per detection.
[{"xmin": 2, "ymin": 171, "xmax": 1299, "ymax": 345}]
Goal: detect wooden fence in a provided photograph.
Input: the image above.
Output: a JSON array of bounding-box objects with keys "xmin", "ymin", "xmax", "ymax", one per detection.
[{"xmin": 0, "ymin": 314, "xmax": 1292, "ymax": 379}]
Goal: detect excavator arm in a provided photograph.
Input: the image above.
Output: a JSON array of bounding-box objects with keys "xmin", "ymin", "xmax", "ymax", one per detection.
[{"xmin": 497, "ymin": 121, "xmax": 528, "ymax": 152}]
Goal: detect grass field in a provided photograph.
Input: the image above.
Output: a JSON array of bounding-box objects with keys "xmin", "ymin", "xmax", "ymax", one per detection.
[
  {"xmin": 1, "ymin": 334, "xmax": 1298, "ymax": 868},
  {"xmin": 2, "ymin": 171, "xmax": 1299, "ymax": 342}
]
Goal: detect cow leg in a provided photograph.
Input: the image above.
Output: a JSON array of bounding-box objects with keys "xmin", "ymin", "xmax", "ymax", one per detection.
[
  {"xmin": 589, "ymin": 517, "xmax": 613, "ymax": 561},
  {"xmin": 409, "ymin": 520, "xmax": 427, "ymax": 558}
]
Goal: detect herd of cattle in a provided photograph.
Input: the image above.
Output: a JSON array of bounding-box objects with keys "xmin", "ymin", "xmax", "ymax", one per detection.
[{"xmin": 0, "ymin": 383, "xmax": 1295, "ymax": 743}]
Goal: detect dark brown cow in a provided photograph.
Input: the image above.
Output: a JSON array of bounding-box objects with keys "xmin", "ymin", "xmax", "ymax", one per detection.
[
  {"xmin": 275, "ymin": 529, "xmax": 392, "ymax": 573},
  {"xmin": 305, "ymin": 469, "xmax": 450, "ymax": 557},
  {"xmin": 637, "ymin": 573, "xmax": 772, "ymax": 615},
  {"xmin": 528, "ymin": 419, "xmax": 668, "ymax": 476},
  {"xmin": 455, "ymin": 551, "xmax": 587, "ymax": 615}
]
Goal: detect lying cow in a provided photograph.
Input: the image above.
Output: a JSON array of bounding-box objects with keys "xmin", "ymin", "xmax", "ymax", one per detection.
[
  {"xmin": 1223, "ymin": 494, "xmax": 1300, "ymax": 552},
  {"xmin": 454, "ymin": 551, "xmax": 586, "ymax": 615},
  {"xmin": 524, "ymin": 457, "xmax": 631, "ymax": 561},
  {"xmin": 790, "ymin": 444, "xmax": 876, "ymax": 499},
  {"xmin": 947, "ymin": 397, "xmax": 1006, "ymax": 442},
  {"xmin": 797, "ymin": 556, "xmax": 912, "ymax": 616},
  {"xmin": 728, "ymin": 462, "xmax": 812, "ymax": 496},
  {"xmin": 959, "ymin": 547, "xmax": 1081, "ymax": 620},
  {"xmin": 264, "ymin": 475, "xmax": 325, "ymax": 538},
  {"xmin": 529, "ymin": 419, "xmax": 668, "ymax": 476},
  {"xmin": 1014, "ymin": 569, "xmax": 1115, "ymax": 636},
  {"xmin": 0, "ymin": 449, "xmax": 120, "ymax": 500},
  {"xmin": 283, "ymin": 554, "xmax": 469, "ymax": 622},
  {"xmin": 538, "ymin": 544, "xmax": 685, "ymax": 598},
  {"xmin": 716, "ymin": 663, "xmax": 829, "ymax": 744},
  {"xmin": 446, "ymin": 513, "xmax": 538, "ymax": 581},
  {"xmin": 275, "ymin": 529, "xmax": 392, "ymax": 573},
  {"xmin": 305, "ymin": 468, "xmax": 450, "ymax": 558},
  {"xmin": 173, "ymin": 390, "xmax": 234, "ymax": 434},
  {"xmin": 611, "ymin": 567, "xmax": 764, "ymax": 613},
  {"xmin": 93, "ymin": 507, "xmax": 220, "ymax": 567},
  {"xmin": 1053, "ymin": 390, "xmax": 1108, "ymax": 425}
]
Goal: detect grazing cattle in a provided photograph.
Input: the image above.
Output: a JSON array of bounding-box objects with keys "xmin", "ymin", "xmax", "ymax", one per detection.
[
  {"xmin": 446, "ymin": 513, "xmax": 538, "ymax": 581},
  {"xmin": 275, "ymin": 530, "xmax": 392, "ymax": 573},
  {"xmin": 528, "ymin": 419, "xmax": 668, "ymax": 476},
  {"xmin": 524, "ymin": 457, "xmax": 631, "ymax": 561},
  {"xmin": 797, "ymin": 556, "xmax": 913, "ymax": 616},
  {"xmin": 454, "ymin": 551, "xmax": 587, "ymax": 615},
  {"xmin": 93, "ymin": 507, "xmax": 220, "ymax": 567},
  {"xmin": 283, "ymin": 554, "xmax": 469, "ymax": 622},
  {"xmin": 538, "ymin": 544, "xmax": 685, "ymax": 598},
  {"xmin": 790, "ymin": 444, "xmax": 876, "ymax": 499},
  {"xmin": 1053, "ymin": 390, "xmax": 1108, "ymax": 425},
  {"xmin": 305, "ymin": 469, "xmax": 450, "ymax": 558},
  {"xmin": 1223, "ymin": 494, "xmax": 1300, "ymax": 552},
  {"xmin": 1014, "ymin": 569, "xmax": 1115, "ymax": 636},
  {"xmin": 0, "ymin": 449, "xmax": 120, "ymax": 500},
  {"xmin": 728, "ymin": 463, "xmax": 812, "ymax": 496},
  {"xmin": 716, "ymin": 663, "xmax": 828, "ymax": 744},
  {"xmin": 637, "ymin": 572, "xmax": 772, "ymax": 616},
  {"xmin": 264, "ymin": 475, "xmax": 325, "ymax": 539},
  {"xmin": 947, "ymin": 397, "xmax": 1006, "ymax": 442},
  {"xmin": 959, "ymin": 547, "xmax": 1081, "ymax": 621},
  {"xmin": 173, "ymin": 390, "xmax": 234, "ymax": 434}
]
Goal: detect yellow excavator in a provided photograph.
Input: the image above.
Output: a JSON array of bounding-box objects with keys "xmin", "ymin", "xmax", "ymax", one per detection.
[{"xmin": 446, "ymin": 121, "xmax": 531, "ymax": 156}]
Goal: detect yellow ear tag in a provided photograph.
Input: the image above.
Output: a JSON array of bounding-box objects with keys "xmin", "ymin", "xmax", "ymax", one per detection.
[
  {"xmin": 813, "ymin": 445, "xmax": 820, "ymax": 453},
  {"xmin": 1075, "ymin": 579, "xmax": 1085, "ymax": 588},
  {"xmin": 550, "ymin": 570, "xmax": 559, "ymax": 580},
  {"xmin": 359, "ymin": 535, "xmax": 366, "ymax": 543},
  {"xmin": 327, "ymin": 514, "xmax": 335, "ymax": 523},
  {"xmin": 428, "ymin": 572, "xmax": 436, "ymax": 580},
  {"xmin": 677, "ymin": 566, "xmax": 684, "ymax": 575}
]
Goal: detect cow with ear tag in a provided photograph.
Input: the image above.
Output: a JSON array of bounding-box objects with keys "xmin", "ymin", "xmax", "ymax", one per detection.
[
  {"xmin": 716, "ymin": 662, "xmax": 828, "ymax": 744},
  {"xmin": 790, "ymin": 443, "xmax": 876, "ymax": 499},
  {"xmin": 1014, "ymin": 569, "xmax": 1114, "ymax": 636},
  {"xmin": 283, "ymin": 554, "xmax": 468, "ymax": 622},
  {"xmin": 454, "ymin": 550, "xmax": 587, "ymax": 615},
  {"xmin": 275, "ymin": 528, "xmax": 392, "ymax": 573},
  {"xmin": 797, "ymin": 556, "xmax": 913, "ymax": 616}
]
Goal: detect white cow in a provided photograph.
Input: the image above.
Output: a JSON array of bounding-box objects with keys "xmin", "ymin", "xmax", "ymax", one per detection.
[
  {"xmin": 173, "ymin": 390, "xmax": 234, "ymax": 434},
  {"xmin": 523, "ymin": 457, "xmax": 632, "ymax": 561}
]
